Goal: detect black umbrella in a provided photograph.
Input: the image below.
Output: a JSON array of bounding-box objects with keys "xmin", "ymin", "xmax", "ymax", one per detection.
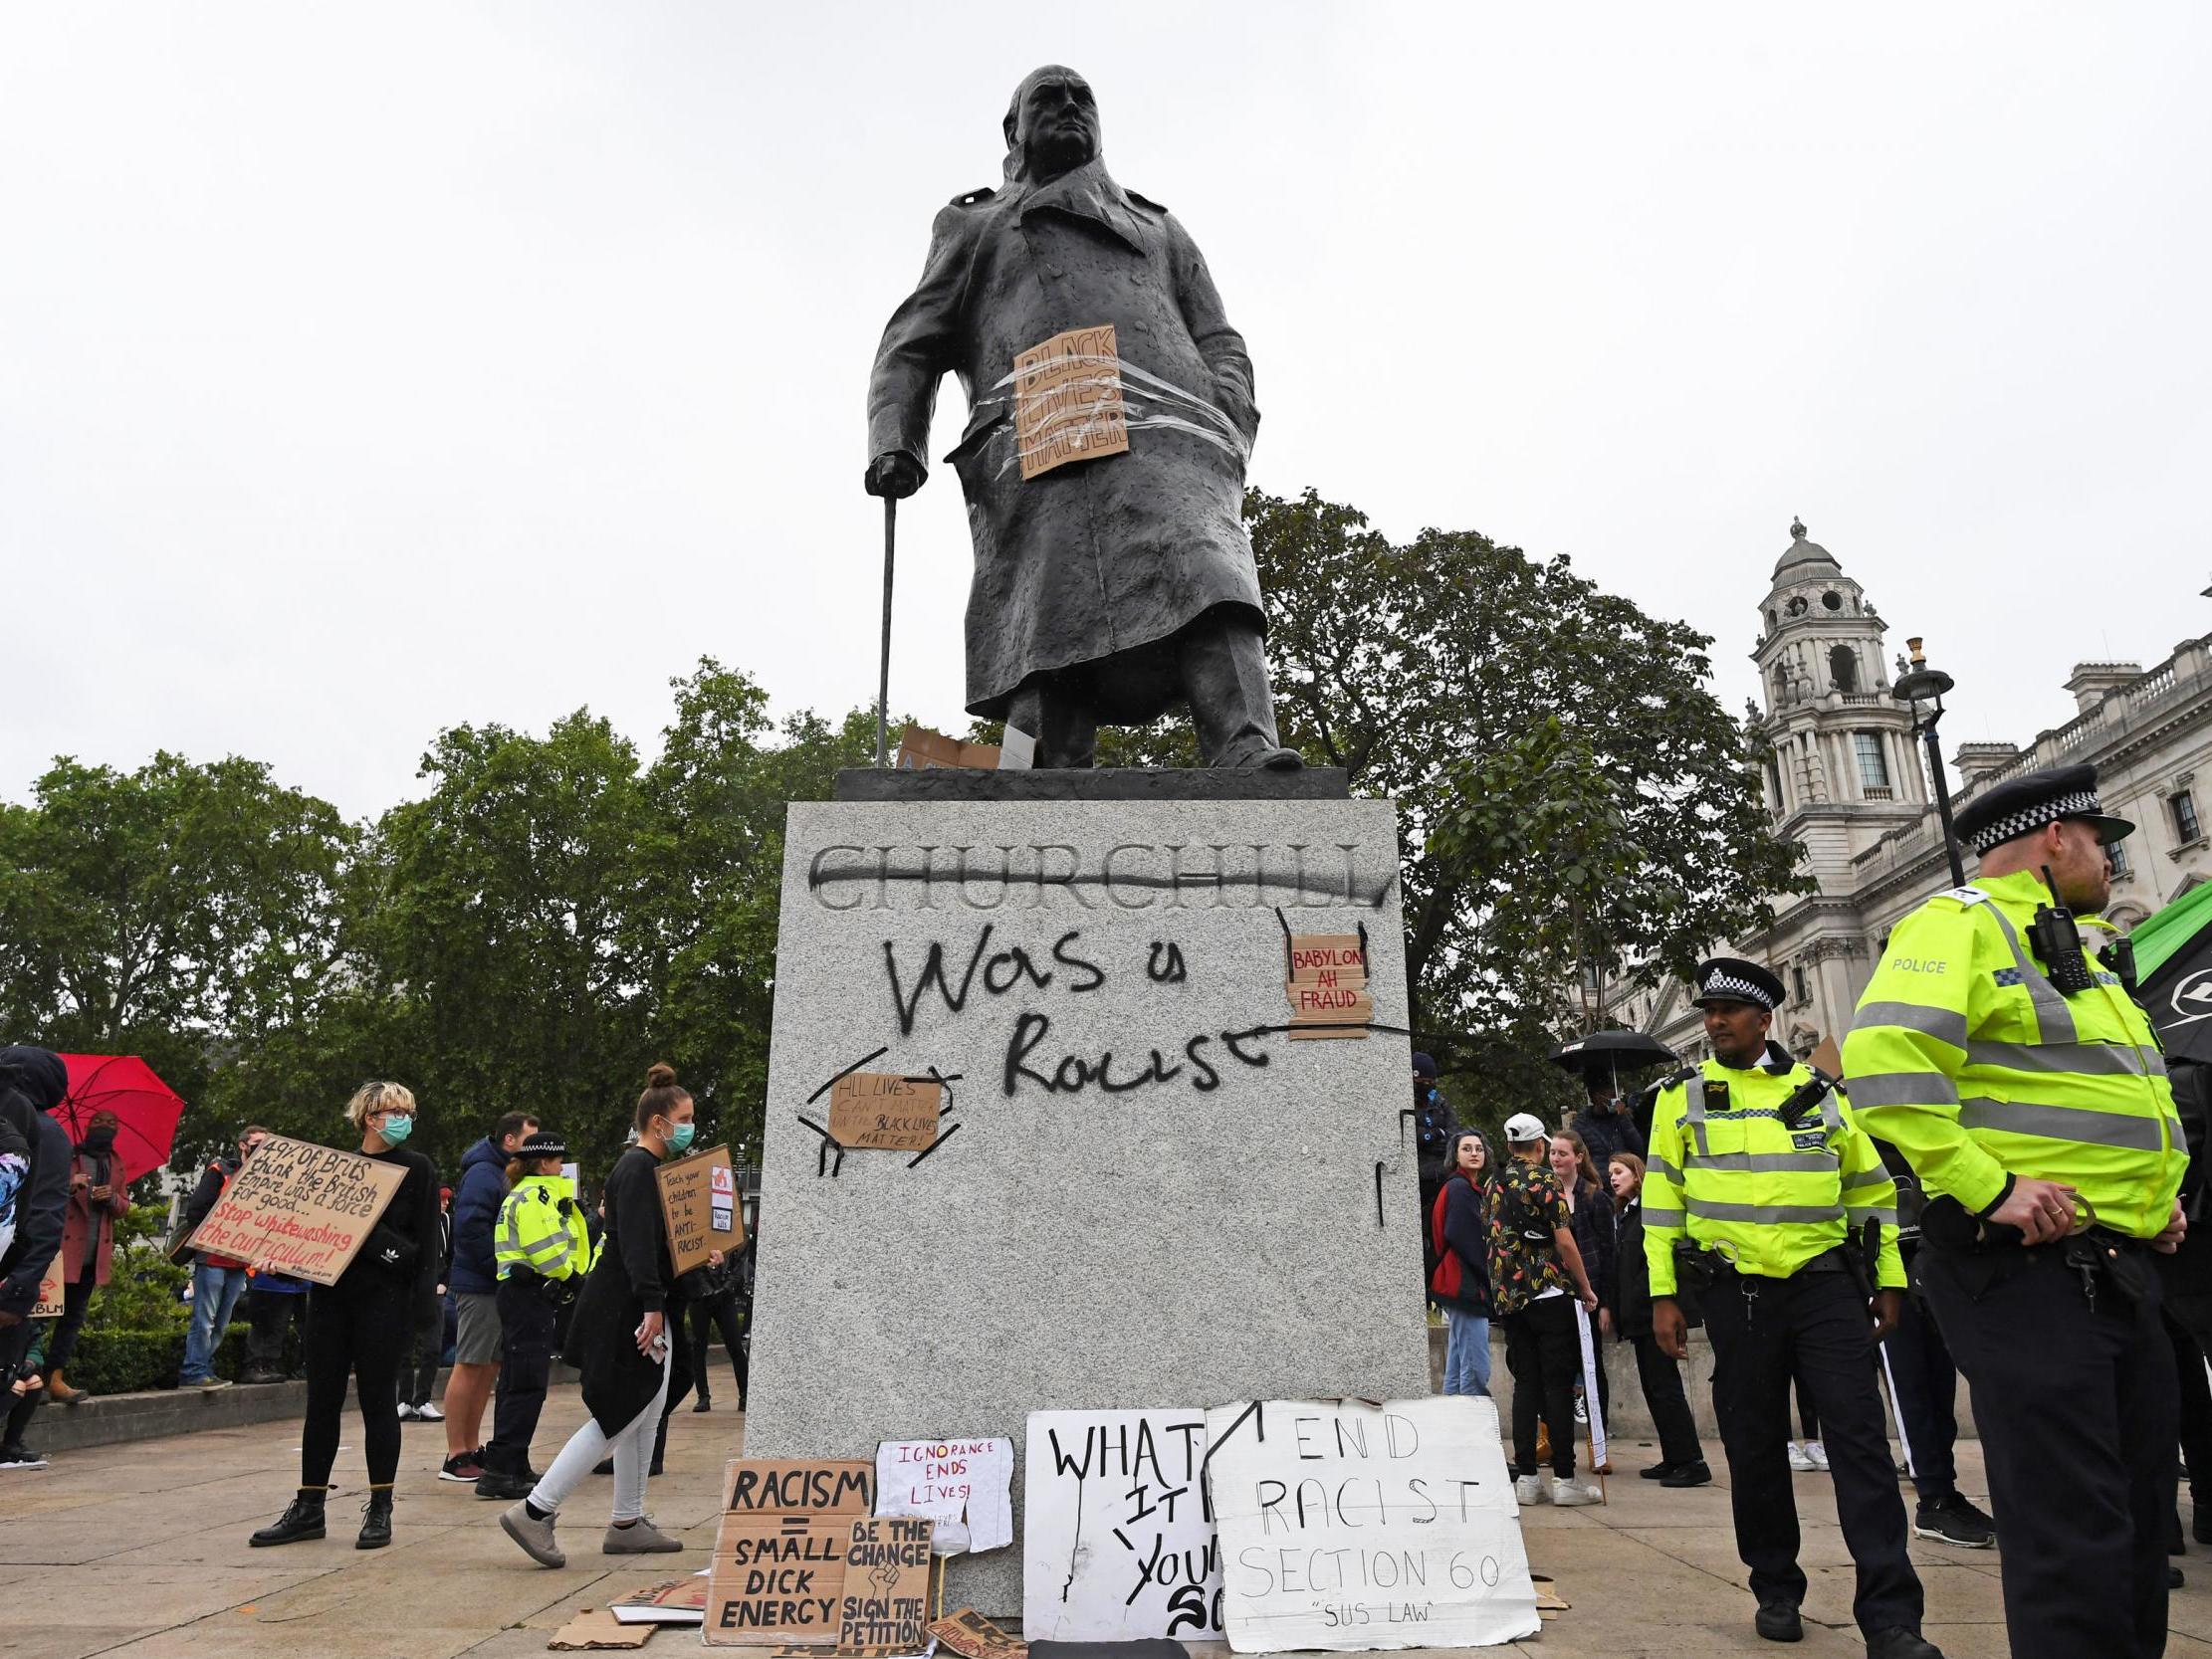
[{"xmin": 1549, "ymin": 1029, "xmax": 1678, "ymax": 1101}]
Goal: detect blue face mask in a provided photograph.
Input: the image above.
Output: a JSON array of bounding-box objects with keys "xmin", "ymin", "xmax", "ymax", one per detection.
[
  {"xmin": 666, "ymin": 1122, "xmax": 696, "ymax": 1155},
  {"xmin": 378, "ymin": 1113, "xmax": 414, "ymax": 1145}
]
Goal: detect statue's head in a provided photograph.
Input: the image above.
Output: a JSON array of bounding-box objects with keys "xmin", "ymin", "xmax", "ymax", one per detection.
[{"xmin": 1002, "ymin": 65, "xmax": 1100, "ymax": 184}]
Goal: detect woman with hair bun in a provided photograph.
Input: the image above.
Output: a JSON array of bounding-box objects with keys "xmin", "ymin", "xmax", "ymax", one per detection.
[
  {"xmin": 249, "ymin": 1081, "xmax": 443, "ymax": 1551},
  {"xmin": 500, "ymin": 1063, "xmax": 694, "ymax": 1567}
]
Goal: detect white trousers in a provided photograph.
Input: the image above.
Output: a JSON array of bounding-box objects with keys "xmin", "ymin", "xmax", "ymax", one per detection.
[{"xmin": 529, "ymin": 1347, "xmax": 670, "ymax": 1523}]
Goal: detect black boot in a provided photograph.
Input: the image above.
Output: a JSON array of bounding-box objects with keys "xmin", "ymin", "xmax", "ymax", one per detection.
[
  {"xmin": 250, "ymin": 1488, "xmax": 328, "ymax": 1547},
  {"xmin": 357, "ymin": 1485, "xmax": 393, "ymax": 1550}
]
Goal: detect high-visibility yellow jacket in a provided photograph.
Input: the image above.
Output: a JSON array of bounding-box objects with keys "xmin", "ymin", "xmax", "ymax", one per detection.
[
  {"xmin": 495, "ymin": 1173, "xmax": 593, "ymax": 1283},
  {"xmin": 1842, "ymin": 869, "xmax": 2185, "ymax": 1239},
  {"xmin": 1644, "ymin": 1051, "xmax": 1905, "ymax": 1297}
]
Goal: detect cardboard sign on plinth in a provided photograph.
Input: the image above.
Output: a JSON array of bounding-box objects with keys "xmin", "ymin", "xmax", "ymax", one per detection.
[
  {"xmin": 33, "ymin": 1255, "xmax": 65, "ymax": 1319},
  {"xmin": 1286, "ymin": 932, "xmax": 1371, "ymax": 1040},
  {"xmin": 837, "ymin": 1516, "xmax": 934, "ymax": 1649},
  {"xmin": 708, "ymin": 1459, "xmax": 877, "ymax": 1647},
  {"xmin": 657, "ymin": 1142, "xmax": 747, "ymax": 1277},
  {"xmin": 181, "ymin": 1133, "xmax": 408, "ymax": 1286},
  {"xmin": 1013, "ymin": 323, "xmax": 1129, "ymax": 481},
  {"xmin": 928, "ymin": 1609, "xmax": 1027, "ymax": 1659},
  {"xmin": 876, "ymin": 1436, "xmax": 1014, "ymax": 1554},
  {"xmin": 829, "ymin": 1075, "xmax": 944, "ymax": 1153}
]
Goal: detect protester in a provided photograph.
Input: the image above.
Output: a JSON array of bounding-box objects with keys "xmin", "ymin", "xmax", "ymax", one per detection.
[
  {"xmin": 0, "ymin": 1047, "xmax": 70, "ymax": 1471},
  {"xmin": 1550, "ymin": 1126, "xmax": 1615, "ymax": 1447},
  {"xmin": 500, "ymin": 1064, "xmax": 693, "ymax": 1567},
  {"xmin": 1488, "ymin": 1113, "xmax": 1603, "ymax": 1508},
  {"xmin": 240, "ymin": 1268, "xmax": 311, "ymax": 1384},
  {"xmin": 684, "ymin": 1245, "xmax": 750, "ymax": 1413},
  {"xmin": 1412, "ymin": 1054, "xmax": 1458, "ymax": 1298},
  {"xmin": 1609, "ymin": 1151, "xmax": 1709, "ymax": 1487},
  {"xmin": 1570, "ymin": 1075, "xmax": 1647, "ymax": 1170},
  {"xmin": 176, "ymin": 1125, "xmax": 269, "ymax": 1390},
  {"xmin": 477, "ymin": 1131, "xmax": 592, "ymax": 1500},
  {"xmin": 39, "ymin": 1109, "xmax": 132, "ymax": 1404},
  {"xmin": 1430, "ymin": 1130, "xmax": 1491, "ymax": 1397},
  {"xmin": 400, "ymin": 1185, "xmax": 454, "ymax": 1422},
  {"xmin": 248, "ymin": 1081, "xmax": 443, "ymax": 1551},
  {"xmin": 443, "ymin": 1111, "xmax": 539, "ymax": 1481}
]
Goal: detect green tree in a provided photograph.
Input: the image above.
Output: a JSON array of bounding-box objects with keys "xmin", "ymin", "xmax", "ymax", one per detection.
[{"xmin": 0, "ymin": 753, "xmax": 356, "ymax": 1165}]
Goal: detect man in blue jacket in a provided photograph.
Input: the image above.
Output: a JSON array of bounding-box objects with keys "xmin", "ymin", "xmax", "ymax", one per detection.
[
  {"xmin": 0, "ymin": 1047, "xmax": 73, "ymax": 1470},
  {"xmin": 440, "ymin": 1110, "xmax": 537, "ymax": 1483}
]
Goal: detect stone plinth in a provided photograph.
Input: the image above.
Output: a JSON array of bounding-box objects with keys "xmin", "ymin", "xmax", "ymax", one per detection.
[{"xmin": 744, "ymin": 786, "xmax": 1430, "ymax": 1616}]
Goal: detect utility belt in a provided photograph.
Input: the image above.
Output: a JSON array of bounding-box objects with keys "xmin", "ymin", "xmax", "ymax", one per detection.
[{"xmin": 1920, "ymin": 1194, "xmax": 2156, "ymax": 1314}]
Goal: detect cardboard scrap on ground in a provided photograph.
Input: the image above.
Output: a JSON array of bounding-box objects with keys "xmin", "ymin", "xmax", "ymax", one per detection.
[
  {"xmin": 828, "ymin": 1075, "xmax": 944, "ymax": 1153},
  {"xmin": 656, "ymin": 1142, "xmax": 746, "ymax": 1277},
  {"xmin": 182, "ymin": 1133, "xmax": 408, "ymax": 1286},
  {"xmin": 1013, "ymin": 323, "xmax": 1129, "ymax": 481},
  {"xmin": 1532, "ymin": 1573, "xmax": 1570, "ymax": 1616},
  {"xmin": 549, "ymin": 1608, "xmax": 653, "ymax": 1650},
  {"xmin": 926, "ymin": 1609, "xmax": 1025, "ymax": 1659},
  {"xmin": 612, "ymin": 1576, "xmax": 709, "ymax": 1625},
  {"xmin": 1285, "ymin": 932, "xmax": 1371, "ymax": 1041}
]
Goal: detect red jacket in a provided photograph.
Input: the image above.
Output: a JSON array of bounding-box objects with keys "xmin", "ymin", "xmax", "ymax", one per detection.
[
  {"xmin": 1429, "ymin": 1173, "xmax": 1490, "ymax": 1315},
  {"xmin": 61, "ymin": 1150, "xmax": 131, "ymax": 1285}
]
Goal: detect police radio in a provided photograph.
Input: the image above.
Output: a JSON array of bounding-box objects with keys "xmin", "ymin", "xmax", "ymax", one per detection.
[{"xmin": 2028, "ymin": 864, "xmax": 2096, "ymax": 994}]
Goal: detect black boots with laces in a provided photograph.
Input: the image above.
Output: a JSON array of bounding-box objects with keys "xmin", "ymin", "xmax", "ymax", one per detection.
[{"xmin": 250, "ymin": 1488, "xmax": 328, "ymax": 1547}]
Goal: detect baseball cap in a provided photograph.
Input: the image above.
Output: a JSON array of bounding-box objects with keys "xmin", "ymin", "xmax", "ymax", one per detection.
[{"xmin": 1502, "ymin": 1113, "xmax": 1550, "ymax": 1144}]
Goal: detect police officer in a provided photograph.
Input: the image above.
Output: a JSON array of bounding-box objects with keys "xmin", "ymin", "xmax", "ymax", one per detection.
[
  {"xmin": 1845, "ymin": 763, "xmax": 2187, "ymax": 1659},
  {"xmin": 477, "ymin": 1132, "xmax": 593, "ymax": 1500},
  {"xmin": 1648, "ymin": 957, "xmax": 1937, "ymax": 1657}
]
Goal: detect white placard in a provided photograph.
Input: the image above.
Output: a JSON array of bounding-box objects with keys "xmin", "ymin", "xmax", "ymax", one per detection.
[
  {"xmin": 1022, "ymin": 1408, "xmax": 1221, "ymax": 1642},
  {"xmin": 1204, "ymin": 1397, "xmax": 1539, "ymax": 1652},
  {"xmin": 876, "ymin": 1436, "xmax": 1015, "ymax": 1555},
  {"xmin": 1574, "ymin": 1303, "xmax": 1609, "ymax": 1473}
]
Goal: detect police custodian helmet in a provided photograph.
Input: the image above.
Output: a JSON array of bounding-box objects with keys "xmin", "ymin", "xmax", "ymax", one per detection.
[{"xmin": 1951, "ymin": 762, "xmax": 2134, "ymax": 857}]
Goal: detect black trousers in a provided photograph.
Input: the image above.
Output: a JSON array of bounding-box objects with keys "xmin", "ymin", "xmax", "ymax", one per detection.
[
  {"xmin": 1703, "ymin": 1266, "xmax": 1921, "ymax": 1636},
  {"xmin": 403, "ymin": 1295, "xmax": 444, "ymax": 1406},
  {"xmin": 1921, "ymin": 1241, "xmax": 2174, "ymax": 1659},
  {"xmin": 300, "ymin": 1272, "xmax": 410, "ymax": 1489},
  {"xmin": 688, "ymin": 1295, "xmax": 749, "ymax": 1403},
  {"xmin": 1501, "ymin": 1296, "xmax": 1581, "ymax": 1478},
  {"xmin": 1880, "ymin": 1283, "xmax": 1959, "ymax": 1504},
  {"xmin": 1630, "ymin": 1334, "xmax": 1703, "ymax": 1466},
  {"xmin": 244, "ymin": 1289, "xmax": 308, "ymax": 1375},
  {"xmin": 44, "ymin": 1269, "xmax": 97, "ymax": 1374},
  {"xmin": 484, "ymin": 1275, "xmax": 556, "ymax": 1479},
  {"xmin": 2168, "ymin": 1317, "xmax": 2212, "ymax": 1524}
]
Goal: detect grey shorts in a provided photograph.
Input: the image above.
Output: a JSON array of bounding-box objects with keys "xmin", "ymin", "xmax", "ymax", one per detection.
[{"xmin": 454, "ymin": 1292, "xmax": 503, "ymax": 1364}]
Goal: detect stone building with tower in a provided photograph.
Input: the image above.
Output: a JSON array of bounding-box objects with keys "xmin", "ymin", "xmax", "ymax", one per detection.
[{"xmin": 1612, "ymin": 519, "xmax": 2212, "ymax": 1063}]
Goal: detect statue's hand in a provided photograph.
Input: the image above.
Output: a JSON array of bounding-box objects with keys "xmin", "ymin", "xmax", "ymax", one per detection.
[{"xmin": 864, "ymin": 453, "xmax": 924, "ymax": 500}]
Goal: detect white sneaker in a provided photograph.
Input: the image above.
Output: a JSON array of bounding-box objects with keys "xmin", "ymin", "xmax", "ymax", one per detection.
[
  {"xmin": 1573, "ymin": 1395, "xmax": 1589, "ymax": 1425},
  {"xmin": 417, "ymin": 1402, "xmax": 445, "ymax": 1422},
  {"xmin": 1805, "ymin": 1440, "xmax": 1830, "ymax": 1471},
  {"xmin": 1551, "ymin": 1476, "xmax": 1603, "ymax": 1507},
  {"xmin": 1513, "ymin": 1474, "xmax": 1550, "ymax": 1506},
  {"xmin": 1787, "ymin": 1441, "xmax": 1815, "ymax": 1471},
  {"xmin": 396, "ymin": 1403, "xmax": 419, "ymax": 1421}
]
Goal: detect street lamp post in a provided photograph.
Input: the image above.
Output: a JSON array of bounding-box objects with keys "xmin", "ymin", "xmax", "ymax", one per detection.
[{"xmin": 1892, "ymin": 636, "xmax": 1966, "ymax": 888}]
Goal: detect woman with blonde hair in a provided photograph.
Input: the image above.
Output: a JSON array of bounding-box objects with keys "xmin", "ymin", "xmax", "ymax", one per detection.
[
  {"xmin": 501, "ymin": 1064, "xmax": 695, "ymax": 1567},
  {"xmin": 250, "ymin": 1081, "xmax": 443, "ymax": 1550}
]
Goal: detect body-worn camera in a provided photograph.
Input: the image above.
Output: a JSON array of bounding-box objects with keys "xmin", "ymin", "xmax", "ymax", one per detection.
[{"xmin": 2029, "ymin": 864, "xmax": 2095, "ymax": 994}]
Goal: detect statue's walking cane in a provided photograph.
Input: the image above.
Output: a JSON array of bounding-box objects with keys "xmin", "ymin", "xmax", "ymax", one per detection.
[{"xmin": 875, "ymin": 497, "xmax": 896, "ymax": 768}]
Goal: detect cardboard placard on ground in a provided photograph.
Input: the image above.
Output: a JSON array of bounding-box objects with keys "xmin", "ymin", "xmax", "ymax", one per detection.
[
  {"xmin": 876, "ymin": 1436, "xmax": 1014, "ymax": 1555},
  {"xmin": 657, "ymin": 1142, "xmax": 747, "ymax": 1277},
  {"xmin": 708, "ymin": 1459, "xmax": 879, "ymax": 1647},
  {"xmin": 33, "ymin": 1255, "xmax": 64, "ymax": 1319},
  {"xmin": 1285, "ymin": 932, "xmax": 1370, "ymax": 1041},
  {"xmin": 548, "ymin": 1608, "xmax": 652, "ymax": 1650},
  {"xmin": 828, "ymin": 1075, "xmax": 944, "ymax": 1153},
  {"xmin": 927, "ymin": 1609, "xmax": 1027, "ymax": 1659},
  {"xmin": 1204, "ymin": 1396, "xmax": 1539, "ymax": 1651},
  {"xmin": 837, "ymin": 1517, "xmax": 934, "ymax": 1649},
  {"xmin": 181, "ymin": 1133, "xmax": 408, "ymax": 1287},
  {"xmin": 1013, "ymin": 324, "xmax": 1129, "ymax": 481},
  {"xmin": 1022, "ymin": 1408, "xmax": 1221, "ymax": 1642}
]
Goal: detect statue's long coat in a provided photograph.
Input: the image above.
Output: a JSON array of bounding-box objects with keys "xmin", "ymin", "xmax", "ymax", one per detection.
[{"xmin": 866, "ymin": 159, "xmax": 1264, "ymax": 722}]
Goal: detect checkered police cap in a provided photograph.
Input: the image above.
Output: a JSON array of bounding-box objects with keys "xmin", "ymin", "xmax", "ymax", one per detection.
[
  {"xmin": 1952, "ymin": 763, "xmax": 2134, "ymax": 857},
  {"xmin": 1690, "ymin": 956, "xmax": 1784, "ymax": 1011}
]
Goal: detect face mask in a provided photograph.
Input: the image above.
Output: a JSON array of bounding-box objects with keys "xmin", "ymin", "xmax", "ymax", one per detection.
[
  {"xmin": 379, "ymin": 1114, "xmax": 415, "ymax": 1145},
  {"xmin": 666, "ymin": 1122, "xmax": 696, "ymax": 1155},
  {"xmin": 83, "ymin": 1127, "xmax": 117, "ymax": 1152}
]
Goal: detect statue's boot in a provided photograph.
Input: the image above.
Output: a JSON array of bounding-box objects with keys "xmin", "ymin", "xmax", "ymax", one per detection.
[
  {"xmin": 1003, "ymin": 681, "xmax": 1100, "ymax": 768},
  {"xmin": 1183, "ymin": 617, "xmax": 1303, "ymax": 770}
]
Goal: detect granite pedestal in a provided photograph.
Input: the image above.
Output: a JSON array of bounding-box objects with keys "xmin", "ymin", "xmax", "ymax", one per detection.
[{"xmin": 744, "ymin": 771, "xmax": 1431, "ymax": 1616}]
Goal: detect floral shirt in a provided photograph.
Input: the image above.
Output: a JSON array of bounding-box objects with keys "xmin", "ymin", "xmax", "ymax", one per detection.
[{"xmin": 1486, "ymin": 1156, "xmax": 1571, "ymax": 1317}]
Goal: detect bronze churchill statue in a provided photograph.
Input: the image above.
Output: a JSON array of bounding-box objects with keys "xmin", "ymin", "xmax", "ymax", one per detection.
[{"xmin": 865, "ymin": 66, "xmax": 1300, "ymax": 771}]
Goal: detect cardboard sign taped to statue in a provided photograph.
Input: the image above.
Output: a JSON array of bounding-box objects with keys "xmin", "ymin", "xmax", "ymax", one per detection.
[
  {"xmin": 828, "ymin": 1075, "xmax": 944, "ymax": 1153},
  {"xmin": 657, "ymin": 1142, "xmax": 747, "ymax": 1276},
  {"xmin": 181, "ymin": 1133, "xmax": 408, "ymax": 1286},
  {"xmin": 1203, "ymin": 1396, "xmax": 1539, "ymax": 1651}
]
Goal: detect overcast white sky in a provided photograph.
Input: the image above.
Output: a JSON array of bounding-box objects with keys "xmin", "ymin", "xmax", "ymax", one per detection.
[{"xmin": 5, "ymin": 4, "xmax": 2207, "ymax": 821}]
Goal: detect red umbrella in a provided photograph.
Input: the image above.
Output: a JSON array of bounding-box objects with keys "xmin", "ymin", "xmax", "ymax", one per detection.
[{"xmin": 53, "ymin": 1054, "xmax": 187, "ymax": 1187}]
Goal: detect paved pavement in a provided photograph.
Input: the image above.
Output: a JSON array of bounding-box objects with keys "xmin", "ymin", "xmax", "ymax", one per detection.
[{"xmin": 1, "ymin": 1382, "xmax": 2208, "ymax": 1657}]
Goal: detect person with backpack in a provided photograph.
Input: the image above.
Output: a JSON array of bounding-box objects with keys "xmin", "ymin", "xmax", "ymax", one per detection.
[
  {"xmin": 1489, "ymin": 1113, "xmax": 1602, "ymax": 1507},
  {"xmin": 1430, "ymin": 1130, "xmax": 1491, "ymax": 1396}
]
